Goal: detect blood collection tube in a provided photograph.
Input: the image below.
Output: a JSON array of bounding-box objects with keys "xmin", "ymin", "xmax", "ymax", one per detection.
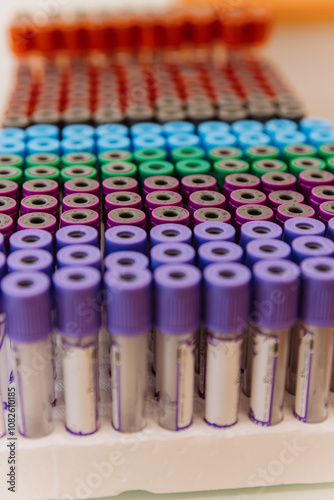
[
  {"xmin": 0, "ymin": 197, "xmax": 18, "ymax": 223},
  {"xmin": 55, "ymin": 225, "xmax": 99, "ymax": 251},
  {"xmin": 268, "ymin": 191, "xmax": 304, "ymax": 214},
  {"xmin": 17, "ymin": 213, "xmax": 57, "ymax": 237},
  {"xmin": 143, "ymin": 175, "xmax": 179, "ymax": 196},
  {"xmin": 150, "ymin": 243, "xmax": 195, "ymax": 270},
  {"xmin": 299, "ymin": 170, "xmax": 334, "ymax": 203},
  {"xmin": 295, "ymin": 257, "xmax": 334, "ymax": 423},
  {"xmin": 249, "ymin": 259, "xmax": 300, "ymax": 426},
  {"xmin": 239, "ymin": 220, "xmax": 282, "ymax": 249},
  {"xmin": 193, "ymin": 208, "xmax": 231, "ymax": 226},
  {"xmin": 223, "ymin": 173, "xmax": 260, "ymax": 201},
  {"xmin": 2, "ymin": 272, "xmax": 54, "ymax": 437},
  {"xmin": 107, "ymin": 208, "xmax": 146, "ymax": 230},
  {"xmin": 180, "ymin": 174, "xmax": 217, "ymax": 203},
  {"xmin": 283, "ymin": 217, "xmax": 326, "ymax": 245},
  {"xmin": 212, "ymin": 159, "xmax": 249, "ymax": 191},
  {"xmin": 102, "ymin": 177, "xmax": 139, "ymax": 197},
  {"xmin": 145, "ymin": 191, "xmax": 183, "ymax": 216},
  {"xmin": 104, "ymin": 192, "xmax": 142, "ymax": 217},
  {"xmin": 56, "ymin": 244, "xmax": 102, "ymax": 270},
  {"xmin": 101, "ymin": 162, "xmax": 137, "ymax": 181},
  {"xmin": 291, "ymin": 235, "xmax": 334, "ymax": 264},
  {"xmin": 60, "ymin": 209, "xmax": 100, "ymax": 232},
  {"xmin": 193, "ymin": 221, "xmax": 236, "ymax": 249},
  {"xmin": 188, "ymin": 191, "xmax": 226, "ymax": 214},
  {"xmin": 234, "ymin": 205, "xmax": 274, "ymax": 239},
  {"xmin": 229, "ymin": 189, "xmax": 266, "ymax": 216},
  {"xmin": 276, "ymin": 203, "xmax": 315, "ymax": 227},
  {"xmin": 0, "ymin": 180, "xmax": 19, "ymax": 202},
  {"xmin": 63, "ymin": 194, "xmax": 100, "ymax": 213},
  {"xmin": 21, "ymin": 195, "xmax": 59, "ymax": 219},
  {"xmin": 309, "ymin": 185, "xmax": 334, "ymax": 213},
  {"xmin": 64, "ymin": 178, "xmax": 100, "ymax": 198},
  {"xmin": 54, "ymin": 266, "xmax": 101, "ymax": 435},
  {"xmin": 104, "ymin": 251, "xmax": 149, "ymax": 272},
  {"xmin": 104, "ymin": 267, "xmax": 152, "ymax": 432},
  {"xmin": 7, "ymin": 249, "xmax": 53, "ymax": 277},
  {"xmin": 10, "ymin": 228, "xmax": 54, "ymax": 254},
  {"xmin": 151, "ymin": 206, "xmax": 190, "ymax": 228},
  {"xmin": 245, "ymin": 239, "xmax": 291, "ymax": 268},
  {"xmin": 318, "ymin": 202, "xmax": 334, "ymax": 226},
  {"xmin": 154, "ymin": 264, "xmax": 201, "ymax": 431},
  {"xmin": 0, "ymin": 215, "xmax": 14, "ymax": 252},
  {"xmin": 150, "ymin": 223, "xmax": 192, "ymax": 248},
  {"xmin": 104, "ymin": 225, "xmax": 147, "ymax": 255},
  {"xmin": 198, "ymin": 241, "xmax": 243, "ymax": 269},
  {"xmin": 204, "ymin": 262, "xmax": 251, "ymax": 427},
  {"xmin": 261, "ymin": 172, "xmax": 297, "ymax": 195},
  {"xmin": 22, "ymin": 179, "xmax": 59, "ymax": 200}
]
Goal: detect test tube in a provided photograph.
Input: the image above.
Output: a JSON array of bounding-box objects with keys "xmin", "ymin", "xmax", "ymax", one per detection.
[
  {"xmin": 249, "ymin": 259, "xmax": 300, "ymax": 426},
  {"xmin": 63, "ymin": 194, "xmax": 100, "ymax": 214},
  {"xmin": 150, "ymin": 242, "xmax": 196, "ymax": 270},
  {"xmin": 299, "ymin": 170, "xmax": 334, "ymax": 203},
  {"xmin": 151, "ymin": 206, "xmax": 190, "ymax": 228},
  {"xmin": 291, "ymin": 235, "xmax": 334, "ymax": 264},
  {"xmin": 295, "ymin": 257, "xmax": 334, "ymax": 423},
  {"xmin": 193, "ymin": 208, "xmax": 231, "ymax": 226},
  {"xmin": 104, "ymin": 267, "xmax": 152, "ymax": 432},
  {"xmin": 102, "ymin": 177, "xmax": 139, "ymax": 197},
  {"xmin": 143, "ymin": 175, "xmax": 179, "ymax": 196},
  {"xmin": 2, "ymin": 272, "xmax": 54, "ymax": 437},
  {"xmin": 268, "ymin": 191, "xmax": 304, "ymax": 214},
  {"xmin": 17, "ymin": 212, "xmax": 58, "ymax": 237},
  {"xmin": 145, "ymin": 191, "xmax": 183, "ymax": 217},
  {"xmin": 283, "ymin": 217, "xmax": 326, "ymax": 245},
  {"xmin": 154, "ymin": 264, "xmax": 201, "ymax": 430},
  {"xmin": 193, "ymin": 221, "xmax": 236, "ymax": 249},
  {"xmin": 55, "ymin": 225, "xmax": 99, "ymax": 251},
  {"xmin": 22, "ymin": 179, "xmax": 59, "ymax": 200},
  {"xmin": 107, "ymin": 208, "xmax": 146, "ymax": 230},
  {"xmin": 53, "ymin": 266, "xmax": 101, "ymax": 435},
  {"xmin": 276, "ymin": 203, "xmax": 315, "ymax": 228},
  {"xmin": 7, "ymin": 249, "xmax": 53, "ymax": 277},
  {"xmin": 239, "ymin": 220, "xmax": 282, "ymax": 249},
  {"xmin": 188, "ymin": 191, "xmax": 226, "ymax": 215},
  {"xmin": 204, "ymin": 262, "xmax": 251, "ymax": 427},
  {"xmin": 56, "ymin": 244, "xmax": 102, "ymax": 270},
  {"xmin": 21, "ymin": 195, "xmax": 59, "ymax": 219},
  {"xmin": 229, "ymin": 189, "xmax": 266, "ymax": 216},
  {"xmin": 60, "ymin": 209, "xmax": 100, "ymax": 232},
  {"xmin": 150, "ymin": 223, "xmax": 192, "ymax": 248},
  {"xmin": 245, "ymin": 239, "xmax": 291, "ymax": 268},
  {"xmin": 104, "ymin": 251, "xmax": 149, "ymax": 272},
  {"xmin": 309, "ymin": 185, "xmax": 334, "ymax": 213},
  {"xmin": 10, "ymin": 228, "xmax": 54, "ymax": 254},
  {"xmin": 261, "ymin": 171, "xmax": 297, "ymax": 195},
  {"xmin": 198, "ymin": 241, "xmax": 243, "ymax": 270}
]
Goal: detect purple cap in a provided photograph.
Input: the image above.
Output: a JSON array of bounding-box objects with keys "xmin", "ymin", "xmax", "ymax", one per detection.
[
  {"xmin": 269, "ymin": 191, "xmax": 304, "ymax": 212},
  {"xmin": 291, "ymin": 235, "xmax": 334, "ymax": 264},
  {"xmin": 150, "ymin": 223, "xmax": 192, "ymax": 247},
  {"xmin": 64, "ymin": 178, "xmax": 100, "ymax": 198},
  {"xmin": 251, "ymin": 259, "xmax": 300, "ymax": 329},
  {"xmin": 53, "ymin": 266, "xmax": 101, "ymax": 337},
  {"xmin": 2, "ymin": 271, "xmax": 52, "ymax": 342},
  {"xmin": 0, "ymin": 196, "xmax": 17, "ymax": 220},
  {"xmin": 0, "ymin": 233, "xmax": 5, "ymax": 255},
  {"xmin": 309, "ymin": 185, "xmax": 334, "ymax": 213},
  {"xmin": 7, "ymin": 249, "xmax": 53, "ymax": 277},
  {"xmin": 0, "ymin": 180, "xmax": 19, "ymax": 202},
  {"xmin": 21, "ymin": 195, "xmax": 58, "ymax": 218},
  {"xmin": 57, "ymin": 244, "xmax": 102, "ymax": 270},
  {"xmin": 193, "ymin": 221, "xmax": 235, "ymax": 249},
  {"xmin": 143, "ymin": 175, "xmax": 179, "ymax": 196},
  {"xmin": 145, "ymin": 191, "xmax": 182, "ymax": 215},
  {"xmin": 181, "ymin": 174, "xmax": 217, "ymax": 202},
  {"xmin": 104, "ymin": 192, "xmax": 142, "ymax": 215},
  {"xmin": 154, "ymin": 264, "xmax": 201, "ymax": 335},
  {"xmin": 300, "ymin": 257, "xmax": 334, "ymax": 326},
  {"xmin": 102, "ymin": 176, "xmax": 138, "ymax": 197},
  {"xmin": 198, "ymin": 241, "xmax": 243, "ymax": 269},
  {"xmin": 10, "ymin": 229, "xmax": 53, "ymax": 254},
  {"xmin": 261, "ymin": 172, "xmax": 296, "ymax": 195},
  {"xmin": 107, "ymin": 208, "xmax": 146, "ymax": 230},
  {"xmin": 204, "ymin": 262, "xmax": 251, "ymax": 334},
  {"xmin": 188, "ymin": 191, "xmax": 226, "ymax": 214},
  {"xmin": 22, "ymin": 179, "xmax": 59, "ymax": 200},
  {"xmin": 327, "ymin": 217, "xmax": 334, "ymax": 240},
  {"xmin": 104, "ymin": 267, "xmax": 152, "ymax": 337},
  {"xmin": 151, "ymin": 206, "xmax": 190, "ymax": 228},
  {"xmin": 0, "ymin": 252, "xmax": 6, "ymax": 311},
  {"xmin": 318, "ymin": 202, "xmax": 334, "ymax": 226},
  {"xmin": 17, "ymin": 213, "xmax": 57, "ymax": 236},
  {"xmin": 235, "ymin": 205, "xmax": 274, "ymax": 239},
  {"xmin": 55, "ymin": 225, "xmax": 99, "ymax": 251},
  {"xmin": 239, "ymin": 221, "xmax": 282, "ymax": 249},
  {"xmin": 62, "ymin": 193, "xmax": 100, "ymax": 213},
  {"xmin": 229, "ymin": 189, "xmax": 266, "ymax": 215},
  {"xmin": 299, "ymin": 169, "xmax": 334, "ymax": 203},
  {"xmin": 150, "ymin": 242, "xmax": 195, "ymax": 270},
  {"xmin": 276, "ymin": 203, "xmax": 315, "ymax": 227},
  {"xmin": 223, "ymin": 173, "xmax": 260, "ymax": 201},
  {"xmin": 60, "ymin": 209, "xmax": 100, "ymax": 232},
  {"xmin": 0, "ymin": 214, "xmax": 14, "ymax": 252},
  {"xmin": 104, "ymin": 251, "xmax": 149, "ymax": 272},
  {"xmin": 104, "ymin": 225, "xmax": 147, "ymax": 255},
  {"xmin": 245, "ymin": 239, "xmax": 291, "ymax": 268},
  {"xmin": 283, "ymin": 217, "xmax": 326, "ymax": 245},
  {"xmin": 193, "ymin": 208, "xmax": 232, "ymax": 226}
]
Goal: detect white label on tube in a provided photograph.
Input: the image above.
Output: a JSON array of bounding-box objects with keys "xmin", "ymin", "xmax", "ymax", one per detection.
[
  {"xmin": 250, "ymin": 331, "xmax": 279, "ymax": 426},
  {"xmin": 198, "ymin": 325, "xmax": 207, "ymax": 398},
  {"xmin": 295, "ymin": 327, "xmax": 314, "ymax": 422},
  {"xmin": 205, "ymin": 334, "xmax": 241, "ymax": 427},
  {"xmin": 111, "ymin": 342, "xmax": 121, "ymax": 431},
  {"xmin": 63, "ymin": 343, "xmax": 98, "ymax": 435},
  {"xmin": 176, "ymin": 338, "xmax": 195, "ymax": 430}
]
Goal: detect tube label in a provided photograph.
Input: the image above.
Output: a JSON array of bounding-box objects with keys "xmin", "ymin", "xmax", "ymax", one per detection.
[
  {"xmin": 249, "ymin": 330, "xmax": 279, "ymax": 426},
  {"xmin": 294, "ymin": 327, "xmax": 314, "ymax": 422},
  {"xmin": 176, "ymin": 337, "xmax": 195, "ymax": 430},
  {"xmin": 63, "ymin": 342, "xmax": 98, "ymax": 435},
  {"xmin": 205, "ymin": 334, "xmax": 241, "ymax": 427},
  {"xmin": 111, "ymin": 341, "xmax": 121, "ymax": 431}
]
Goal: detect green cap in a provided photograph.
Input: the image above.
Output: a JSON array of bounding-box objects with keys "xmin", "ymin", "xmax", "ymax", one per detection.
[
  {"xmin": 133, "ymin": 148, "xmax": 167, "ymax": 164},
  {"xmin": 283, "ymin": 144, "xmax": 317, "ymax": 162},
  {"xmin": 213, "ymin": 159, "xmax": 249, "ymax": 189},
  {"xmin": 60, "ymin": 165, "xmax": 97, "ymax": 183},
  {"xmin": 138, "ymin": 160, "xmax": 174, "ymax": 183},
  {"xmin": 62, "ymin": 152, "xmax": 96, "ymax": 168},
  {"xmin": 290, "ymin": 157, "xmax": 326, "ymax": 177},
  {"xmin": 101, "ymin": 161, "xmax": 137, "ymax": 181},
  {"xmin": 171, "ymin": 146, "xmax": 205, "ymax": 163},
  {"xmin": 0, "ymin": 154, "xmax": 24, "ymax": 169},
  {"xmin": 318, "ymin": 143, "xmax": 334, "ymax": 161},
  {"xmin": 25, "ymin": 165, "xmax": 60, "ymax": 182},
  {"xmin": 99, "ymin": 150, "xmax": 133, "ymax": 165},
  {"xmin": 245, "ymin": 145, "xmax": 280, "ymax": 163},
  {"xmin": 26, "ymin": 153, "xmax": 60, "ymax": 169},
  {"xmin": 0, "ymin": 166, "xmax": 23, "ymax": 184},
  {"xmin": 175, "ymin": 159, "xmax": 211, "ymax": 179},
  {"xmin": 209, "ymin": 146, "xmax": 243, "ymax": 163},
  {"xmin": 251, "ymin": 159, "xmax": 287, "ymax": 177}
]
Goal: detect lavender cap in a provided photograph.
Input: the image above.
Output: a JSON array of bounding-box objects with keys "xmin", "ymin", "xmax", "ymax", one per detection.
[
  {"xmin": 53, "ymin": 266, "xmax": 101, "ymax": 338},
  {"xmin": 9, "ymin": 229, "xmax": 53, "ymax": 254},
  {"xmin": 154, "ymin": 264, "xmax": 201, "ymax": 335},
  {"xmin": 326, "ymin": 218, "xmax": 334, "ymax": 241},
  {"xmin": 55, "ymin": 225, "xmax": 99, "ymax": 251},
  {"xmin": 0, "ymin": 233, "xmax": 5, "ymax": 255},
  {"xmin": 283, "ymin": 217, "xmax": 326, "ymax": 245},
  {"xmin": 104, "ymin": 268, "xmax": 152, "ymax": 337},
  {"xmin": 0, "ymin": 252, "xmax": 7, "ymax": 312},
  {"xmin": 198, "ymin": 241, "xmax": 243, "ymax": 269},
  {"xmin": 193, "ymin": 221, "xmax": 236, "ymax": 249},
  {"xmin": 239, "ymin": 221, "xmax": 282, "ymax": 249},
  {"xmin": 104, "ymin": 225, "xmax": 147, "ymax": 255},
  {"xmin": 2, "ymin": 271, "xmax": 52, "ymax": 342},
  {"xmin": 104, "ymin": 251, "xmax": 149, "ymax": 272},
  {"xmin": 300, "ymin": 257, "xmax": 334, "ymax": 326},
  {"xmin": 291, "ymin": 235, "xmax": 334, "ymax": 264},
  {"xmin": 56, "ymin": 244, "xmax": 102, "ymax": 270},
  {"xmin": 251, "ymin": 259, "xmax": 300, "ymax": 329},
  {"xmin": 204, "ymin": 262, "xmax": 251, "ymax": 334},
  {"xmin": 150, "ymin": 223, "xmax": 192, "ymax": 247},
  {"xmin": 7, "ymin": 249, "xmax": 53, "ymax": 277},
  {"xmin": 245, "ymin": 239, "xmax": 291, "ymax": 268},
  {"xmin": 150, "ymin": 243, "xmax": 196, "ymax": 270}
]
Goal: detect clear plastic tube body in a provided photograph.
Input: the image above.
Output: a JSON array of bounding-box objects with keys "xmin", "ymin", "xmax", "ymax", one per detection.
[
  {"xmin": 286, "ymin": 321, "xmax": 301, "ymax": 395},
  {"xmin": 295, "ymin": 324, "xmax": 334, "ymax": 423},
  {"xmin": 249, "ymin": 325, "xmax": 290, "ymax": 426},
  {"xmin": 110, "ymin": 333, "xmax": 148, "ymax": 433},
  {"xmin": 157, "ymin": 330, "xmax": 195, "ymax": 431},
  {"xmin": 11, "ymin": 335, "xmax": 54, "ymax": 437},
  {"xmin": 62, "ymin": 334, "xmax": 99, "ymax": 435},
  {"xmin": 204, "ymin": 331, "xmax": 242, "ymax": 428}
]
